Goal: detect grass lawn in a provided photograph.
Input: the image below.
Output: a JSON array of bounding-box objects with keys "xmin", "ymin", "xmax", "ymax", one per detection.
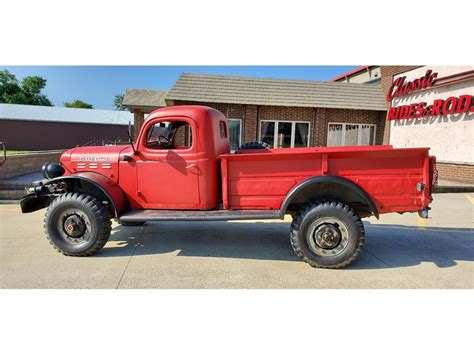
[{"xmin": 5, "ymin": 150, "xmax": 32, "ymax": 156}]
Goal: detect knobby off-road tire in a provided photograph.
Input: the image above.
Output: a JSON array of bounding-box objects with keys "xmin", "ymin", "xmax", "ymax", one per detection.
[
  {"xmin": 235, "ymin": 141, "xmax": 270, "ymax": 153},
  {"xmin": 290, "ymin": 201, "xmax": 365, "ymax": 269},
  {"xmin": 44, "ymin": 193, "xmax": 112, "ymax": 256}
]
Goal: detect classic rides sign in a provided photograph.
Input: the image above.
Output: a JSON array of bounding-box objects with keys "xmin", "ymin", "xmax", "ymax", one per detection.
[
  {"xmin": 388, "ymin": 66, "xmax": 474, "ymax": 165},
  {"xmin": 387, "ymin": 69, "xmax": 474, "ymax": 120}
]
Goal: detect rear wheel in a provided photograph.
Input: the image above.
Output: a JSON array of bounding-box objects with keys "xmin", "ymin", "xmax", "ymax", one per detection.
[
  {"xmin": 44, "ymin": 193, "xmax": 112, "ymax": 256},
  {"xmin": 290, "ymin": 201, "xmax": 365, "ymax": 268}
]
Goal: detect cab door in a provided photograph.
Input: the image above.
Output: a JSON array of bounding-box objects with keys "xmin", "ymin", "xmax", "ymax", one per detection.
[{"xmin": 135, "ymin": 117, "xmax": 200, "ymax": 209}]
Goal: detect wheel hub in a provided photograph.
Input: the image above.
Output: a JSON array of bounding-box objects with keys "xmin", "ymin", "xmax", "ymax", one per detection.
[
  {"xmin": 63, "ymin": 215, "xmax": 86, "ymax": 238},
  {"xmin": 313, "ymin": 223, "xmax": 342, "ymax": 249}
]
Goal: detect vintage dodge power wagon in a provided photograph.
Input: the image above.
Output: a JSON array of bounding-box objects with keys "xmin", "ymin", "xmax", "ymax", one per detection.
[{"xmin": 21, "ymin": 106, "xmax": 436, "ymax": 268}]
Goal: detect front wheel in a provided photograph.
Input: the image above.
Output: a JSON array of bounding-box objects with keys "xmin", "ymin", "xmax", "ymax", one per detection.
[
  {"xmin": 44, "ymin": 193, "xmax": 112, "ymax": 256},
  {"xmin": 290, "ymin": 201, "xmax": 365, "ymax": 268}
]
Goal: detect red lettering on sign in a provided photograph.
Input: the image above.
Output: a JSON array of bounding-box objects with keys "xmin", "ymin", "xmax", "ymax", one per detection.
[
  {"xmin": 387, "ymin": 95, "xmax": 473, "ymax": 121},
  {"xmin": 442, "ymin": 97, "xmax": 457, "ymax": 115},
  {"xmin": 386, "ymin": 70, "xmax": 438, "ymax": 102},
  {"xmin": 456, "ymin": 95, "xmax": 472, "ymax": 114},
  {"xmin": 431, "ymin": 99, "xmax": 443, "ymax": 116}
]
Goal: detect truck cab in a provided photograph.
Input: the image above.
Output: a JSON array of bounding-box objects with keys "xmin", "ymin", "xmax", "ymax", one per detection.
[{"xmin": 117, "ymin": 106, "xmax": 230, "ymax": 211}]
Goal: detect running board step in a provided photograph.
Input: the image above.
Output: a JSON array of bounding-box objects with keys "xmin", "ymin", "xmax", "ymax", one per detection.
[{"xmin": 119, "ymin": 209, "xmax": 282, "ymax": 222}]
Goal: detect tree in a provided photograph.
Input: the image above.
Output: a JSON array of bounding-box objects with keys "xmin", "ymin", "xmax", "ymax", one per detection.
[
  {"xmin": 63, "ymin": 100, "xmax": 93, "ymax": 109},
  {"xmin": 0, "ymin": 69, "xmax": 52, "ymax": 106},
  {"xmin": 113, "ymin": 94, "xmax": 125, "ymax": 110}
]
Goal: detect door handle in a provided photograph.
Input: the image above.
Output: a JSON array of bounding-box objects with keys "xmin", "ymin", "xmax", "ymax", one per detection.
[{"xmin": 186, "ymin": 163, "xmax": 197, "ymax": 169}]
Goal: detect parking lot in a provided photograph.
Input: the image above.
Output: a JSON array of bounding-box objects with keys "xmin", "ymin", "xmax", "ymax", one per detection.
[{"xmin": 0, "ymin": 193, "xmax": 472, "ymax": 289}]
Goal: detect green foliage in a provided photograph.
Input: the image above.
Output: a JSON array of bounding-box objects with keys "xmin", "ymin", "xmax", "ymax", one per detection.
[
  {"xmin": 63, "ymin": 100, "xmax": 93, "ymax": 109},
  {"xmin": 113, "ymin": 94, "xmax": 125, "ymax": 110},
  {"xmin": 0, "ymin": 69, "xmax": 53, "ymax": 106}
]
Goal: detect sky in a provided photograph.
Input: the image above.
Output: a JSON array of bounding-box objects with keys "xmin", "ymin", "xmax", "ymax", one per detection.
[{"xmin": 2, "ymin": 66, "xmax": 358, "ymax": 110}]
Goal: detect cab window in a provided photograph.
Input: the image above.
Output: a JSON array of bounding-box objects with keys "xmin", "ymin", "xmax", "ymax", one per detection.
[{"xmin": 146, "ymin": 121, "xmax": 193, "ymax": 149}]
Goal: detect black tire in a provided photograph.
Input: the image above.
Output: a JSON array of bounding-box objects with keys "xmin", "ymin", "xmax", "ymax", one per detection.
[
  {"xmin": 235, "ymin": 141, "xmax": 270, "ymax": 153},
  {"xmin": 120, "ymin": 221, "xmax": 145, "ymax": 227},
  {"xmin": 290, "ymin": 201, "xmax": 365, "ymax": 269},
  {"xmin": 44, "ymin": 192, "xmax": 112, "ymax": 256}
]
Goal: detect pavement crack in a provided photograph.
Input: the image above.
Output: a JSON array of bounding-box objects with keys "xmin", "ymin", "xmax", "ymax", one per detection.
[{"xmin": 116, "ymin": 227, "xmax": 146, "ymax": 289}]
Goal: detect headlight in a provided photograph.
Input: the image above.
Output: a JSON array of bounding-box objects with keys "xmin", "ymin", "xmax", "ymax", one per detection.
[{"xmin": 42, "ymin": 162, "xmax": 65, "ymax": 179}]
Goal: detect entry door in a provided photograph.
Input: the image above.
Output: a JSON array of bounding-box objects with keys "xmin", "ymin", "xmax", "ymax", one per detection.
[{"xmin": 136, "ymin": 120, "xmax": 200, "ymax": 209}]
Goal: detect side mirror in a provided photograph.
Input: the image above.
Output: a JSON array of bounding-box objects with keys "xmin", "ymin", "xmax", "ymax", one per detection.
[{"xmin": 123, "ymin": 155, "xmax": 133, "ymax": 162}]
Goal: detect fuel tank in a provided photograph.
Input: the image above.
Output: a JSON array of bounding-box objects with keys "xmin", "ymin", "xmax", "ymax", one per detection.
[{"xmin": 61, "ymin": 145, "xmax": 133, "ymax": 183}]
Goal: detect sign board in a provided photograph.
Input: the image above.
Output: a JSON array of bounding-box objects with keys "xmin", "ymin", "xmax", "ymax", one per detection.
[{"xmin": 388, "ymin": 66, "xmax": 474, "ymax": 165}]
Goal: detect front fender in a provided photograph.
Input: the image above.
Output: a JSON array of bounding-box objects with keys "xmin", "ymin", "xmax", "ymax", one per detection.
[{"xmin": 21, "ymin": 172, "xmax": 129, "ymax": 218}]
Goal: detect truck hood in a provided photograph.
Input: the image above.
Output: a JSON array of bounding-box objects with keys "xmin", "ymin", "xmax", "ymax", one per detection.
[{"xmin": 61, "ymin": 145, "xmax": 133, "ymax": 181}]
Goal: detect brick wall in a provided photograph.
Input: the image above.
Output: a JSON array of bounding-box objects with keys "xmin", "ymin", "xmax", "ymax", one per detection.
[
  {"xmin": 436, "ymin": 162, "xmax": 474, "ymax": 183},
  {"xmin": 0, "ymin": 151, "xmax": 64, "ymax": 180}
]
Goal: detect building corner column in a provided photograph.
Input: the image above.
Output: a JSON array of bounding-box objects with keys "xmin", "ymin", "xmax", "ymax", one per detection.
[{"xmin": 133, "ymin": 109, "xmax": 144, "ymax": 140}]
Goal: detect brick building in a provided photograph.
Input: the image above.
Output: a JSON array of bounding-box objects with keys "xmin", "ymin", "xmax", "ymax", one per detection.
[
  {"xmin": 122, "ymin": 69, "xmax": 473, "ymax": 183},
  {"xmin": 124, "ymin": 73, "xmax": 387, "ymax": 152}
]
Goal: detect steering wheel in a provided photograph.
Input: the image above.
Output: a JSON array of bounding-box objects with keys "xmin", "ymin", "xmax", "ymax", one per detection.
[{"xmin": 158, "ymin": 135, "xmax": 172, "ymax": 148}]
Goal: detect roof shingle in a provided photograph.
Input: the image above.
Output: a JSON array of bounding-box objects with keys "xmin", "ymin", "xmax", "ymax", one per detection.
[
  {"xmin": 122, "ymin": 89, "xmax": 167, "ymax": 111},
  {"xmin": 166, "ymin": 73, "xmax": 386, "ymax": 111}
]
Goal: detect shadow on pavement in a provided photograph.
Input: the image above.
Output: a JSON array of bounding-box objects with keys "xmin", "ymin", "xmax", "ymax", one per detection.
[{"xmin": 96, "ymin": 221, "xmax": 474, "ymax": 269}]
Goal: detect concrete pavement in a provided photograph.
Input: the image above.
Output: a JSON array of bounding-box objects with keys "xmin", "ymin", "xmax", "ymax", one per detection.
[{"xmin": 0, "ymin": 193, "xmax": 472, "ymax": 288}]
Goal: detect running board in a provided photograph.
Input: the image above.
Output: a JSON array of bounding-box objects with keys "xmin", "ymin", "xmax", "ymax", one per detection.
[{"xmin": 119, "ymin": 209, "xmax": 282, "ymax": 222}]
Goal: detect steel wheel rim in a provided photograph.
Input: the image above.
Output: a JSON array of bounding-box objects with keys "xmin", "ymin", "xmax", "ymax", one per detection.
[
  {"xmin": 306, "ymin": 217, "xmax": 349, "ymax": 256},
  {"xmin": 56, "ymin": 208, "xmax": 92, "ymax": 245}
]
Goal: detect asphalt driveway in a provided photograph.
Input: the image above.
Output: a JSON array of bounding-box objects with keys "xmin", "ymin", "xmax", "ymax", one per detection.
[{"xmin": 0, "ymin": 193, "xmax": 472, "ymax": 288}]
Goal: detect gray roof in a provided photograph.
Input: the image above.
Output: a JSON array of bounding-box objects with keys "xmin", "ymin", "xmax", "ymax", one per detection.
[
  {"xmin": 122, "ymin": 89, "xmax": 167, "ymax": 112},
  {"xmin": 166, "ymin": 73, "xmax": 386, "ymax": 111},
  {"xmin": 0, "ymin": 103, "xmax": 133, "ymax": 125}
]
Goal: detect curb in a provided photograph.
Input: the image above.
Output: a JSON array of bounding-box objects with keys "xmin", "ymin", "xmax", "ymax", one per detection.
[{"xmin": 433, "ymin": 186, "xmax": 474, "ymax": 193}]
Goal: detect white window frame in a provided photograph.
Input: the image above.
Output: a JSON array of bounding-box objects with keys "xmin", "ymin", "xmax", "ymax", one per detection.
[
  {"xmin": 327, "ymin": 122, "xmax": 377, "ymax": 146},
  {"xmin": 228, "ymin": 118, "xmax": 242, "ymax": 151},
  {"xmin": 259, "ymin": 120, "xmax": 311, "ymax": 148}
]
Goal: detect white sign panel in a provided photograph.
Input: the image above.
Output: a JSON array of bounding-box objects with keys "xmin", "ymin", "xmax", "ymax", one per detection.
[{"xmin": 389, "ymin": 66, "xmax": 474, "ymax": 164}]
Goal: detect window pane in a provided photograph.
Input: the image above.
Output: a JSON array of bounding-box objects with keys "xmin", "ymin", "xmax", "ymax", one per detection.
[
  {"xmin": 327, "ymin": 124, "xmax": 343, "ymax": 146},
  {"xmin": 370, "ymin": 126, "xmax": 375, "ymax": 145},
  {"xmin": 228, "ymin": 119, "xmax": 241, "ymax": 151},
  {"xmin": 260, "ymin": 121, "xmax": 275, "ymax": 147},
  {"xmin": 344, "ymin": 124, "xmax": 359, "ymax": 146},
  {"xmin": 360, "ymin": 125, "xmax": 373, "ymax": 146},
  {"xmin": 147, "ymin": 121, "xmax": 191, "ymax": 149},
  {"xmin": 294, "ymin": 123, "xmax": 309, "ymax": 147},
  {"xmin": 276, "ymin": 122, "xmax": 292, "ymax": 148}
]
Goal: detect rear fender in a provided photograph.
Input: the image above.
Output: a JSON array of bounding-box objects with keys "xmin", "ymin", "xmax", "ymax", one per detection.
[{"xmin": 280, "ymin": 176, "xmax": 379, "ymax": 219}]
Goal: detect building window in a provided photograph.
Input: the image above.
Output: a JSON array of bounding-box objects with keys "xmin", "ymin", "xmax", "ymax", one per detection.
[
  {"xmin": 228, "ymin": 119, "xmax": 242, "ymax": 152},
  {"xmin": 259, "ymin": 120, "xmax": 310, "ymax": 148},
  {"xmin": 327, "ymin": 123, "xmax": 376, "ymax": 146}
]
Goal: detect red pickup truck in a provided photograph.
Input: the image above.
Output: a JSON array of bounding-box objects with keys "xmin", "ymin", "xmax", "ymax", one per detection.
[{"xmin": 21, "ymin": 106, "xmax": 436, "ymax": 268}]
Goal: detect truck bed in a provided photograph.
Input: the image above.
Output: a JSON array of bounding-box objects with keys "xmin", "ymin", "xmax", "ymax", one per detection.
[{"xmin": 220, "ymin": 145, "xmax": 433, "ymax": 215}]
